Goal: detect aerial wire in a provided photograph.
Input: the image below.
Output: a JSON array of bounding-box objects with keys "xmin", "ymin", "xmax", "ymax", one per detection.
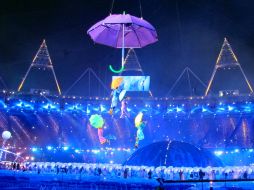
[
  {"xmin": 109, "ymin": 0, "xmax": 115, "ymax": 15},
  {"xmin": 138, "ymin": 0, "xmax": 143, "ymax": 18}
]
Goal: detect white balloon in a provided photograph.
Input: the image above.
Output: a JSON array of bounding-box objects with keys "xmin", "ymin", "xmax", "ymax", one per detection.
[{"xmin": 2, "ymin": 131, "xmax": 11, "ymax": 140}]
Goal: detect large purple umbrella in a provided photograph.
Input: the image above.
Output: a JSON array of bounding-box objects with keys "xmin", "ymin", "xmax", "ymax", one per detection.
[{"xmin": 87, "ymin": 13, "xmax": 158, "ymax": 73}]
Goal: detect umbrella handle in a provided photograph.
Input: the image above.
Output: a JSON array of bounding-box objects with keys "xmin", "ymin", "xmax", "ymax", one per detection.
[
  {"xmin": 109, "ymin": 65, "xmax": 124, "ymax": 73},
  {"xmin": 109, "ymin": 22, "xmax": 125, "ymax": 74}
]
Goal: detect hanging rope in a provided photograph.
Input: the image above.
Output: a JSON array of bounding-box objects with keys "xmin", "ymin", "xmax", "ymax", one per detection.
[
  {"xmin": 110, "ymin": 0, "xmax": 143, "ymax": 17},
  {"xmin": 139, "ymin": 0, "xmax": 143, "ymax": 18},
  {"xmin": 109, "ymin": 0, "xmax": 115, "ymax": 15}
]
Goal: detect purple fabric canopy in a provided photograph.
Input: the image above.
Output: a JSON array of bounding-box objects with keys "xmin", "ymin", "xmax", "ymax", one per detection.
[{"xmin": 87, "ymin": 14, "xmax": 158, "ymax": 48}]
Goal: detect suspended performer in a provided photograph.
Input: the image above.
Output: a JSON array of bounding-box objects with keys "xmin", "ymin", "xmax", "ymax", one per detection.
[
  {"xmin": 109, "ymin": 77, "xmax": 124, "ymax": 115},
  {"xmin": 89, "ymin": 114, "xmax": 116, "ymax": 144},
  {"xmin": 89, "ymin": 114, "xmax": 107, "ymax": 144},
  {"xmin": 120, "ymin": 97, "xmax": 129, "ymax": 118},
  {"xmin": 119, "ymin": 89, "xmax": 130, "ymax": 118},
  {"xmin": 134, "ymin": 112, "xmax": 146, "ymax": 148}
]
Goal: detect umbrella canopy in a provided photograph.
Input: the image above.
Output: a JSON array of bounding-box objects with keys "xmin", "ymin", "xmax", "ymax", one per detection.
[
  {"xmin": 89, "ymin": 114, "xmax": 104, "ymax": 129},
  {"xmin": 135, "ymin": 112, "xmax": 143, "ymax": 127},
  {"xmin": 111, "ymin": 77, "xmax": 123, "ymax": 89},
  {"xmin": 87, "ymin": 14, "xmax": 158, "ymax": 48},
  {"xmin": 87, "ymin": 13, "xmax": 158, "ymax": 73},
  {"xmin": 119, "ymin": 89, "xmax": 127, "ymax": 101}
]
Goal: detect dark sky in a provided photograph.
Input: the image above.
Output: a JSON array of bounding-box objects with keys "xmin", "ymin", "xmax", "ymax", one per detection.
[{"xmin": 1, "ymin": 0, "xmax": 254, "ymax": 97}]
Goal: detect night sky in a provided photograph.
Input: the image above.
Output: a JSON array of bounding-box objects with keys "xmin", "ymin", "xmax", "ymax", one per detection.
[{"xmin": 1, "ymin": 0, "xmax": 254, "ymax": 97}]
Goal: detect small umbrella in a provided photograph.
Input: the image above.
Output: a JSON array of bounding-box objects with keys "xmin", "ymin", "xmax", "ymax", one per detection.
[
  {"xmin": 111, "ymin": 77, "xmax": 123, "ymax": 89},
  {"xmin": 89, "ymin": 114, "xmax": 104, "ymax": 129},
  {"xmin": 87, "ymin": 13, "xmax": 158, "ymax": 73},
  {"xmin": 135, "ymin": 112, "xmax": 143, "ymax": 127},
  {"xmin": 119, "ymin": 89, "xmax": 127, "ymax": 101}
]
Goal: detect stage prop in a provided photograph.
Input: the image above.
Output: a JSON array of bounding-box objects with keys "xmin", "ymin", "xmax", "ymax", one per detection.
[
  {"xmin": 89, "ymin": 114, "xmax": 107, "ymax": 144},
  {"xmin": 124, "ymin": 141, "xmax": 223, "ymax": 167},
  {"xmin": 87, "ymin": 12, "xmax": 158, "ymax": 73},
  {"xmin": 17, "ymin": 40, "xmax": 61, "ymax": 95},
  {"xmin": 134, "ymin": 112, "xmax": 146, "ymax": 148},
  {"xmin": 0, "ymin": 131, "xmax": 11, "ymax": 161},
  {"xmin": 205, "ymin": 38, "xmax": 253, "ymax": 96},
  {"xmin": 112, "ymin": 76, "xmax": 150, "ymax": 91}
]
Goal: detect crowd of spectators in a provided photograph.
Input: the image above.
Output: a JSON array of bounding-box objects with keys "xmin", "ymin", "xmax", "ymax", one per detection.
[{"xmin": 0, "ymin": 161, "xmax": 253, "ymax": 181}]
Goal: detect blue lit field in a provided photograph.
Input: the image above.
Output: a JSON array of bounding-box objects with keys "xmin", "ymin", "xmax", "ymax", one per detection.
[{"xmin": 0, "ymin": 92, "xmax": 254, "ymax": 165}]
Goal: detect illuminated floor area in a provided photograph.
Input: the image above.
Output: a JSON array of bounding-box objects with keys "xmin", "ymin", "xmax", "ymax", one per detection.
[{"xmin": 0, "ymin": 169, "xmax": 254, "ymax": 190}]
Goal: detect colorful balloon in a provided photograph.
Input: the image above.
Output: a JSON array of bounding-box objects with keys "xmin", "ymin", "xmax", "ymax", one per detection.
[
  {"xmin": 2, "ymin": 131, "xmax": 11, "ymax": 140},
  {"xmin": 89, "ymin": 114, "xmax": 104, "ymax": 129},
  {"xmin": 89, "ymin": 115, "xmax": 108, "ymax": 144}
]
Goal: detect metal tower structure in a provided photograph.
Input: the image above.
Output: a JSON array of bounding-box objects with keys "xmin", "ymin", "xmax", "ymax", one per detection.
[
  {"xmin": 166, "ymin": 67, "xmax": 207, "ymax": 97},
  {"xmin": 205, "ymin": 38, "xmax": 253, "ymax": 96},
  {"xmin": 17, "ymin": 39, "xmax": 62, "ymax": 95},
  {"xmin": 0, "ymin": 76, "xmax": 7, "ymax": 90},
  {"xmin": 64, "ymin": 67, "xmax": 110, "ymax": 96},
  {"xmin": 120, "ymin": 48, "xmax": 144, "ymax": 75}
]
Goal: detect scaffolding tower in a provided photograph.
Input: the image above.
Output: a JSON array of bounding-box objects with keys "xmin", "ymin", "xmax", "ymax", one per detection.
[
  {"xmin": 120, "ymin": 48, "xmax": 144, "ymax": 75},
  {"xmin": 166, "ymin": 67, "xmax": 207, "ymax": 97},
  {"xmin": 64, "ymin": 67, "xmax": 110, "ymax": 96},
  {"xmin": 205, "ymin": 38, "xmax": 253, "ymax": 96},
  {"xmin": 17, "ymin": 39, "xmax": 62, "ymax": 95}
]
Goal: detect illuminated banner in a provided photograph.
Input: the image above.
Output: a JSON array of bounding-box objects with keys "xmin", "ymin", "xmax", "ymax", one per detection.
[{"xmin": 112, "ymin": 76, "xmax": 150, "ymax": 91}]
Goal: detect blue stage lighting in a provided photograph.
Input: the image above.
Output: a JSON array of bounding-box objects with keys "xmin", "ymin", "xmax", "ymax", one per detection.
[
  {"xmin": 41, "ymin": 103, "xmax": 60, "ymax": 111},
  {"xmin": 176, "ymin": 107, "xmax": 184, "ymax": 113},
  {"xmin": 228, "ymin": 105, "xmax": 234, "ymax": 111},
  {"xmin": 167, "ymin": 108, "xmax": 174, "ymax": 113},
  {"xmin": 15, "ymin": 102, "xmax": 23, "ymax": 108},
  {"xmin": 15, "ymin": 101, "xmax": 34, "ymax": 110},
  {"xmin": 190, "ymin": 106, "xmax": 201, "ymax": 114},
  {"xmin": 65, "ymin": 104, "xmax": 84, "ymax": 112},
  {"xmin": 75, "ymin": 149, "xmax": 81, "ymax": 153},
  {"xmin": 242, "ymin": 104, "xmax": 254, "ymax": 113},
  {"xmin": 42, "ymin": 104, "xmax": 53, "ymax": 109},
  {"xmin": 0, "ymin": 100, "xmax": 7, "ymax": 108},
  {"xmin": 86, "ymin": 104, "xmax": 91, "ymax": 114},
  {"xmin": 202, "ymin": 107, "xmax": 209, "ymax": 113},
  {"xmin": 92, "ymin": 149, "xmax": 100, "ymax": 154},
  {"xmin": 216, "ymin": 106, "xmax": 226, "ymax": 113},
  {"xmin": 47, "ymin": 146, "xmax": 53, "ymax": 151},
  {"xmin": 63, "ymin": 146, "xmax": 69, "ymax": 151},
  {"xmin": 214, "ymin": 150, "xmax": 223, "ymax": 156},
  {"xmin": 93, "ymin": 106, "xmax": 100, "ymax": 111},
  {"xmin": 31, "ymin": 147, "xmax": 38, "ymax": 152},
  {"xmin": 73, "ymin": 105, "xmax": 78, "ymax": 110},
  {"xmin": 227, "ymin": 105, "xmax": 239, "ymax": 112},
  {"xmin": 100, "ymin": 105, "xmax": 106, "ymax": 112}
]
